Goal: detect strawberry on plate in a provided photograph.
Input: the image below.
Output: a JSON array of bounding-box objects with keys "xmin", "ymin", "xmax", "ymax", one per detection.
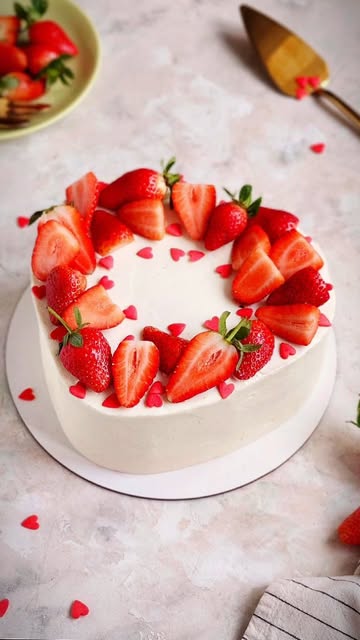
[
  {"xmin": 0, "ymin": 15, "xmax": 20, "ymax": 44},
  {"xmin": 232, "ymin": 247, "xmax": 285, "ymax": 305},
  {"xmin": 23, "ymin": 44, "xmax": 74, "ymax": 87},
  {"xmin": 249, "ymin": 206, "xmax": 299, "ymax": 242},
  {"xmin": 266, "ymin": 266, "xmax": 331, "ymax": 307},
  {"xmin": 117, "ymin": 199, "xmax": 165, "ymax": 240},
  {"xmin": 171, "ymin": 181, "xmax": 216, "ymax": 241},
  {"xmin": 234, "ymin": 319, "xmax": 275, "ymax": 380},
  {"xmin": 62, "ymin": 284, "xmax": 125, "ymax": 331},
  {"xmin": 231, "ymin": 223, "xmax": 271, "ymax": 271},
  {"xmin": 112, "ymin": 340, "xmax": 160, "ymax": 407},
  {"xmin": 0, "ymin": 43, "xmax": 27, "ymax": 75},
  {"xmin": 0, "ymin": 71, "xmax": 45, "ymax": 101},
  {"xmin": 338, "ymin": 507, "xmax": 360, "ymax": 545},
  {"xmin": 256, "ymin": 303, "xmax": 320, "ymax": 346},
  {"xmin": 31, "ymin": 220, "xmax": 79, "ymax": 281},
  {"xmin": 91, "ymin": 209, "xmax": 134, "ymax": 256},
  {"xmin": 269, "ymin": 229, "xmax": 324, "ymax": 280},
  {"xmin": 46, "ymin": 265, "xmax": 87, "ymax": 325},
  {"xmin": 142, "ymin": 326, "xmax": 189, "ymax": 374},
  {"xmin": 28, "ymin": 20, "xmax": 78, "ymax": 56},
  {"xmin": 65, "ymin": 172, "xmax": 100, "ymax": 232}
]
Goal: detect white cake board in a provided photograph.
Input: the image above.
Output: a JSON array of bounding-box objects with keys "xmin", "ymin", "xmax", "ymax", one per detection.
[{"xmin": 6, "ymin": 287, "xmax": 336, "ymax": 500}]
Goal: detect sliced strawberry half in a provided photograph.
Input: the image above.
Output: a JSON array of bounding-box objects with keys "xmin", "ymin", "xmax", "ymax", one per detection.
[
  {"xmin": 231, "ymin": 224, "xmax": 271, "ymax": 271},
  {"xmin": 269, "ymin": 229, "xmax": 324, "ymax": 280},
  {"xmin": 31, "ymin": 220, "xmax": 80, "ymax": 281},
  {"xmin": 62, "ymin": 284, "xmax": 125, "ymax": 330},
  {"xmin": 112, "ymin": 340, "xmax": 160, "ymax": 408},
  {"xmin": 91, "ymin": 209, "xmax": 134, "ymax": 255},
  {"xmin": 249, "ymin": 206, "xmax": 299, "ymax": 242},
  {"xmin": 232, "ymin": 247, "xmax": 285, "ymax": 305},
  {"xmin": 65, "ymin": 172, "xmax": 100, "ymax": 232},
  {"xmin": 266, "ymin": 266, "xmax": 330, "ymax": 307},
  {"xmin": 142, "ymin": 326, "xmax": 189, "ymax": 374},
  {"xmin": 338, "ymin": 507, "xmax": 360, "ymax": 545},
  {"xmin": 117, "ymin": 199, "xmax": 165, "ymax": 240},
  {"xmin": 171, "ymin": 182, "xmax": 216, "ymax": 241},
  {"xmin": 256, "ymin": 304, "xmax": 320, "ymax": 345}
]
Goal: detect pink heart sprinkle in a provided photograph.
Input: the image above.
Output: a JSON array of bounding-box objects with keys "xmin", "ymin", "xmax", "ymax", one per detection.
[
  {"xmin": 123, "ymin": 334, "xmax": 135, "ymax": 341},
  {"xmin": 308, "ymin": 75, "xmax": 320, "ymax": 88},
  {"xmin": 296, "ymin": 87, "xmax": 308, "ymax": 100},
  {"xmin": 310, "ymin": 143, "xmax": 325, "ymax": 154},
  {"xmin": 170, "ymin": 248, "xmax": 186, "ymax": 262},
  {"xmin": 319, "ymin": 313, "xmax": 331, "ymax": 327},
  {"xmin": 137, "ymin": 247, "xmax": 153, "ymax": 259},
  {"xmin": 98, "ymin": 255, "xmax": 114, "ymax": 270},
  {"xmin": 31, "ymin": 285, "xmax": 46, "ymax": 300},
  {"xmin": 149, "ymin": 381, "xmax": 165, "ymax": 395},
  {"xmin": 70, "ymin": 600, "xmax": 90, "ymax": 619},
  {"xmin": 215, "ymin": 264, "xmax": 232, "ymax": 278},
  {"xmin": 50, "ymin": 326, "xmax": 67, "ymax": 341},
  {"xmin": 98, "ymin": 275, "xmax": 115, "ymax": 290},
  {"xmin": 166, "ymin": 223, "xmax": 183, "ymax": 236},
  {"xmin": 18, "ymin": 387, "xmax": 35, "ymax": 401},
  {"xmin": 69, "ymin": 382, "xmax": 86, "ymax": 399},
  {"xmin": 102, "ymin": 393, "xmax": 120, "ymax": 408},
  {"xmin": 295, "ymin": 76, "xmax": 307, "ymax": 88},
  {"xmin": 0, "ymin": 599, "xmax": 9, "ymax": 618},
  {"xmin": 21, "ymin": 514, "xmax": 39, "ymax": 530},
  {"xmin": 236, "ymin": 307, "xmax": 253, "ymax": 319},
  {"xmin": 188, "ymin": 250, "xmax": 205, "ymax": 262},
  {"xmin": 168, "ymin": 322, "xmax": 186, "ymax": 337},
  {"xmin": 279, "ymin": 342, "xmax": 297, "ymax": 359},
  {"xmin": 123, "ymin": 305, "xmax": 137, "ymax": 320},
  {"xmin": 218, "ymin": 381, "xmax": 235, "ymax": 399},
  {"xmin": 204, "ymin": 316, "xmax": 219, "ymax": 331},
  {"xmin": 145, "ymin": 393, "xmax": 163, "ymax": 408},
  {"xmin": 17, "ymin": 216, "xmax": 29, "ymax": 228},
  {"xmin": 305, "ymin": 236, "xmax": 312, "ymax": 243}
]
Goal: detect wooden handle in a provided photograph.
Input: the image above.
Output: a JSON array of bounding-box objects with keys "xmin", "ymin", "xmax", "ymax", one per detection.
[{"xmin": 313, "ymin": 88, "xmax": 360, "ymax": 129}]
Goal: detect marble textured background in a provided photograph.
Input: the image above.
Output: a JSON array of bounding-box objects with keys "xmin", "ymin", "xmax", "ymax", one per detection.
[{"xmin": 0, "ymin": 0, "xmax": 359, "ymax": 638}]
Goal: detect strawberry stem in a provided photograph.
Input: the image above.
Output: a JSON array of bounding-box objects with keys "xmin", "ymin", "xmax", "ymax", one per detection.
[
  {"xmin": 223, "ymin": 184, "xmax": 262, "ymax": 217},
  {"xmin": 48, "ymin": 306, "xmax": 88, "ymax": 349}
]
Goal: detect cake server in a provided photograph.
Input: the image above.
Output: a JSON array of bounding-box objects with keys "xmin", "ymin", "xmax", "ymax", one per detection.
[{"xmin": 239, "ymin": 5, "xmax": 360, "ymax": 129}]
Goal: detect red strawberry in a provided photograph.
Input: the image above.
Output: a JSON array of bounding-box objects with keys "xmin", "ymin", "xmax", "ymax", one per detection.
[
  {"xmin": 256, "ymin": 303, "xmax": 320, "ymax": 345},
  {"xmin": 49, "ymin": 307, "xmax": 112, "ymax": 392},
  {"xmin": 91, "ymin": 209, "xmax": 134, "ymax": 256},
  {"xmin": 31, "ymin": 220, "xmax": 79, "ymax": 281},
  {"xmin": 0, "ymin": 71, "xmax": 45, "ymax": 101},
  {"xmin": 112, "ymin": 340, "xmax": 160, "ymax": 407},
  {"xmin": 232, "ymin": 247, "xmax": 285, "ymax": 305},
  {"xmin": 338, "ymin": 507, "xmax": 360, "ymax": 545},
  {"xmin": 266, "ymin": 266, "xmax": 330, "ymax": 307},
  {"xmin": 0, "ymin": 43, "xmax": 27, "ymax": 75},
  {"xmin": 117, "ymin": 199, "xmax": 165, "ymax": 240},
  {"xmin": 204, "ymin": 184, "xmax": 261, "ymax": 251},
  {"xmin": 249, "ymin": 206, "xmax": 299, "ymax": 242},
  {"xmin": 142, "ymin": 326, "xmax": 189, "ymax": 374},
  {"xmin": 62, "ymin": 284, "xmax": 125, "ymax": 331},
  {"xmin": 33, "ymin": 205, "xmax": 96, "ymax": 274},
  {"xmin": 166, "ymin": 312, "xmax": 251, "ymax": 403},
  {"xmin": 231, "ymin": 224, "xmax": 271, "ymax": 271},
  {"xmin": 269, "ymin": 230, "xmax": 324, "ymax": 280},
  {"xmin": 46, "ymin": 266, "xmax": 87, "ymax": 325},
  {"xmin": 29, "ymin": 21, "xmax": 78, "ymax": 56},
  {"xmin": 171, "ymin": 182, "xmax": 216, "ymax": 241},
  {"xmin": 65, "ymin": 172, "xmax": 100, "ymax": 232},
  {"xmin": 23, "ymin": 44, "xmax": 74, "ymax": 86},
  {"xmin": 0, "ymin": 15, "xmax": 20, "ymax": 44},
  {"xmin": 234, "ymin": 319, "xmax": 275, "ymax": 380}
]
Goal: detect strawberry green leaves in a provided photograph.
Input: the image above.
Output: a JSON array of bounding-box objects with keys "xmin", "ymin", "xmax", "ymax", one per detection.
[{"xmin": 223, "ymin": 184, "xmax": 262, "ymax": 217}]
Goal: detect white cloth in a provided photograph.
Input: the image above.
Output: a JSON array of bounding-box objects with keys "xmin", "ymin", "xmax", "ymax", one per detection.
[{"xmin": 242, "ymin": 565, "xmax": 360, "ymax": 640}]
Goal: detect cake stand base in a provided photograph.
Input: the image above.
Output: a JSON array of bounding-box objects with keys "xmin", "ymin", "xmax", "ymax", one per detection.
[{"xmin": 6, "ymin": 287, "xmax": 336, "ymax": 500}]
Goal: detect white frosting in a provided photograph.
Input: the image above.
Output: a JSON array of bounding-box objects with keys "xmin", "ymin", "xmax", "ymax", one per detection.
[{"xmin": 31, "ymin": 215, "xmax": 335, "ymax": 474}]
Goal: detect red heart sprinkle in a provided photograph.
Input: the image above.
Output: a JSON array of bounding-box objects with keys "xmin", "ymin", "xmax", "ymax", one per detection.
[
  {"xmin": 98, "ymin": 255, "xmax": 114, "ymax": 270},
  {"xmin": 203, "ymin": 316, "xmax": 219, "ymax": 331},
  {"xmin": 308, "ymin": 75, "xmax": 320, "ymax": 88},
  {"xmin": 70, "ymin": 600, "xmax": 90, "ymax": 619},
  {"xmin": 279, "ymin": 342, "xmax": 297, "ymax": 359},
  {"xmin": 166, "ymin": 223, "xmax": 182, "ymax": 236},
  {"xmin": 236, "ymin": 307, "xmax": 253, "ymax": 319},
  {"xmin": 295, "ymin": 76, "xmax": 307, "ymax": 88},
  {"xmin": 305, "ymin": 236, "xmax": 312, "ymax": 243},
  {"xmin": 326, "ymin": 283, "xmax": 333, "ymax": 291},
  {"xmin": 102, "ymin": 393, "xmax": 120, "ymax": 408},
  {"xmin": 21, "ymin": 514, "xmax": 39, "ymax": 530},
  {"xmin": 296, "ymin": 87, "xmax": 308, "ymax": 100},
  {"xmin": 123, "ymin": 334, "xmax": 135, "ymax": 341},
  {"xmin": 31, "ymin": 285, "xmax": 46, "ymax": 300},
  {"xmin": 145, "ymin": 393, "xmax": 163, "ymax": 408},
  {"xmin": 98, "ymin": 275, "xmax": 115, "ymax": 290},
  {"xmin": 0, "ymin": 599, "xmax": 9, "ymax": 618},
  {"xmin": 310, "ymin": 143, "xmax": 325, "ymax": 154},
  {"xmin": 215, "ymin": 264, "xmax": 232, "ymax": 278},
  {"xmin": 50, "ymin": 326, "xmax": 67, "ymax": 341},
  {"xmin": 170, "ymin": 248, "xmax": 186, "ymax": 261},
  {"xmin": 137, "ymin": 247, "xmax": 153, "ymax": 259},
  {"xmin": 168, "ymin": 322, "xmax": 186, "ymax": 336},
  {"xmin": 319, "ymin": 313, "xmax": 331, "ymax": 327},
  {"xmin": 17, "ymin": 216, "xmax": 29, "ymax": 228},
  {"xmin": 218, "ymin": 381, "xmax": 235, "ymax": 399},
  {"xmin": 149, "ymin": 381, "xmax": 165, "ymax": 395},
  {"xmin": 188, "ymin": 250, "xmax": 205, "ymax": 262},
  {"xmin": 123, "ymin": 305, "xmax": 137, "ymax": 320},
  {"xmin": 69, "ymin": 382, "xmax": 86, "ymax": 399},
  {"xmin": 18, "ymin": 388, "xmax": 35, "ymax": 401}
]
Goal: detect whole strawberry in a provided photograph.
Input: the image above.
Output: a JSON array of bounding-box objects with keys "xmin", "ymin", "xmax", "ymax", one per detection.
[
  {"xmin": 266, "ymin": 266, "xmax": 331, "ymax": 307},
  {"xmin": 46, "ymin": 265, "xmax": 87, "ymax": 325},
  {"xmin": 49, "ymin": 307, "xmax": 112, "ymax": 393},
  {"xmin": 338, "ymin": 507, "xmax": 360, "ymax": 545},
  {"xmin": 249, "ymin": 206, "xmax": 299, "ymax": 243},
  {"xmin": 204, "ymin": 184, "xmax": 262, "ymax": 251},
  {"xmin": 234, "ymin": 319, "xmax": 275, "ymax": 380}
]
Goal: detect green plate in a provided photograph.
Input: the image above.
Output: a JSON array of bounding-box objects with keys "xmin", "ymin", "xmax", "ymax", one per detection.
[{"xmin": 0, "ymin": 0, "xmax": 100, "ymax": 140}]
